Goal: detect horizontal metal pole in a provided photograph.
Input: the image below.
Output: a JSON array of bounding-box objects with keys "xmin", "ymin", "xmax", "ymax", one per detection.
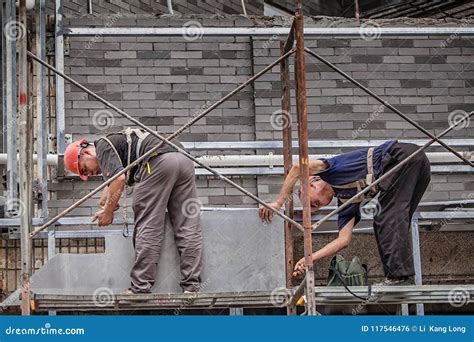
[
  {"xmin": 0, "ymin": 150, "xmax": 470, "ymax": 167},
  {"xmin": 312, "ymin": 284, "xmax": 474, "ymax": 305},
  {"xmin": 3, "ymin": 209, "xmax": 473, "ymax": 231},
  {"xmin": 181, "ymin": 139, "xmax": 474, "ymax": 150},
  {"xmin": 65, "ymin": 26, "xmax": 474, "ymax": 37},
  {"xmin": 192, "ymin": 164, "xmax": 472, "ymax": 175}
]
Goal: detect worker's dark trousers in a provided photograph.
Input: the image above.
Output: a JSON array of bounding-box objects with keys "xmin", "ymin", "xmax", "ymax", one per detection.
[
  {"xmin": 130, "ymin": 152, "xmax": 203, "ymax": 293},
  {"xmin": 373, "ymin": 142, "xmax": 431, "ymax": 278}
]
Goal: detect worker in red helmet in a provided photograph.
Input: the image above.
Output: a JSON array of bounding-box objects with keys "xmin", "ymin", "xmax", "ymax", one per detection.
[{"xmin": 64, "ymin": 128, "xmax": 203, "ymax": 294}]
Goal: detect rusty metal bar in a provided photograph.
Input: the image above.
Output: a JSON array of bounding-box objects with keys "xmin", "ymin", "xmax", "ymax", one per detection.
[
  {"xmin": 312, "ymin": 111, "xmax": 473, "ymax": 231},
  {"xmin": 18, "ymin": 0, "xmax": 32, "ymax": 316},
  {"xmin": 28, "ymin": 49, "xmax": 304, "ymax": 237},
  {"xmin": 280, "ymin": 40, "xmax": 296, "ymax": 316},
  {"xmin": 304, "ymin": 47, "xmax": 473, "ymax": 167},
  {"xmin": 294, "ymin": 0, "xmax": 317, "ymax": 316}
]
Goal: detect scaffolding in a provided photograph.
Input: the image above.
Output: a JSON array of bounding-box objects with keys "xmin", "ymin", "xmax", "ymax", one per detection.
[{"xmin": 1, "ymin": 0, "xmax": 473, "ymax": 316}]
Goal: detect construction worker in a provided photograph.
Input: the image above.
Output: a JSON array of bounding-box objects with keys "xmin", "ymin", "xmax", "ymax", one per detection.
[
  {"xmin": 259, "ymin": 140, "xmax": 431, "ymax": 286},
  {"xmin": 64, "ymin": 128, "xmax": 203, "ymax": 294}
]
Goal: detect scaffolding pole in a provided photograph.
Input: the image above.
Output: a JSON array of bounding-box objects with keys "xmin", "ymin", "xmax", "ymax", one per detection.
[
  {"xmin": 279, "ymin": 40, "xmax": 296, "ymax": 316},
  {"xmin": 28, "ymin": 49, "xmax": 304, "ymax": 237},
  {"xmin": 36, "ymin": 0, "xmax": 48, "ymax": 219},
  {"xmin": 5, "ymin": 0, "xmax": 18, "ymax": 216},
  {"xmin": 18, "ymin": 0, "xmax": 32, "ymax": 316},
  {"xmin": 294, "ymin": 0, "xmax": 317, "ymax": 316}
]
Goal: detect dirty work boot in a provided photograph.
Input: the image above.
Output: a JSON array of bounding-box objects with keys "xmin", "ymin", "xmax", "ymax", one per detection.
[{"xmin": 372, "ymin": 276, "xmax": 415, "ymax": 287}]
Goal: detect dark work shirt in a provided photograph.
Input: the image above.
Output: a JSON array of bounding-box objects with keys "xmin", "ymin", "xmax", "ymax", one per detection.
[
  {"xmin": 95, "ymin": 131, "xmax": 184, "ymax": 185},
  {"xmin": 316, "ymin": 140, "xmax": 397, "ymax": 230}
]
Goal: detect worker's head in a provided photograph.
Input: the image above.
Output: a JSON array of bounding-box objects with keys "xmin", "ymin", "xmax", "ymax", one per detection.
[
  {"xmin": 298, "ymin": 176, "xmax": 334, "ymax": 212},
  {"xmin": 64, "ymin": 139, "xmax": 101, "ymax": 181}
]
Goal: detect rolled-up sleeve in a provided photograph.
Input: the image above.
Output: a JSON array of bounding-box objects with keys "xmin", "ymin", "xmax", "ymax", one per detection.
[{"xmin": 337, "ymin": 200, "xmax": 361, "ymax": 231}]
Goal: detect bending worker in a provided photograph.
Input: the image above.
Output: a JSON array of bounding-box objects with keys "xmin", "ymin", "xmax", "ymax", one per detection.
[
  {"xmin": 259, "ymin": 140, "xmax": 431, "ymax": 286},
  {"xmin": 64, "ymin": 128, "xmax": 203, "ymax": 294}
]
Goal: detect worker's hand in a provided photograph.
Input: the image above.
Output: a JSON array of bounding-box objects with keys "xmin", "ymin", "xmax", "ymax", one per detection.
[
  {"xmin": 294, "ymin": 257, "xmax": 306, "ymax": 275},
  {"xmin": 92, "ymin": 210, "xmax": 114, "ymax": 227},
  {"xmin": 259, "ymin": 201, "xmax": 281, "ymax": 224}
]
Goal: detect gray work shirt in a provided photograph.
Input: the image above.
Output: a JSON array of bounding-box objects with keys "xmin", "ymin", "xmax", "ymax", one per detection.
[{"xmin": 94, "ymin": 132, "xmax": 184, "ymax": 185}]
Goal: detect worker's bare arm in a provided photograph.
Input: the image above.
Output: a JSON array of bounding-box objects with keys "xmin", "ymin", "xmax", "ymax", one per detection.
[
  {"xmin": 276, "ymin": 159, "xmax": 327, "ymax": 207},
  {"xmin": 103, "ymin": 174, "xmax": 126, "ymax": 215},
  {"xmin": 98, "ymin": 187, "xmax": 109, "ymax": 208},
  {"xmin": 294, "ymin": 218, "xmax": 354, "ymax": 272},
  {"xmin": 259, "ymin": 159, "xmax": 327, "ymax": 223}
]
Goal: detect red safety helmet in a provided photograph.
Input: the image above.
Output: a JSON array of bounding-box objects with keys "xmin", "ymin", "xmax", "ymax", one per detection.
[{"xmin": 64, "ymin": 138, "xmax": 90, "ymax": 180}]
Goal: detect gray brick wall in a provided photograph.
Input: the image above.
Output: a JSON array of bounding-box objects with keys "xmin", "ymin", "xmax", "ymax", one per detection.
[
  {"xmin": 44, "ymin": 15, "xmax": 474, "ymax": 217},
  {"xmin": 49, "ymin": 0, "xmax": 263, "ymax": 15}
]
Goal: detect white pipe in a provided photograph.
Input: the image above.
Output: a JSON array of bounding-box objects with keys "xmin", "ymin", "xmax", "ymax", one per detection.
[
  {"xmin": 0, "ymin": 152, "xmax": 470, "ymax": 167},
  {"xmin": 194, "ymin": 152, "xmax": 473, "ymax": 168},
  {"xmin": 66, "ymin": 27, "xmax": 474, "ymax": 37},
  {"xmin": 0, "ymin": 154, "xmax": 58, "ymax": 165}
]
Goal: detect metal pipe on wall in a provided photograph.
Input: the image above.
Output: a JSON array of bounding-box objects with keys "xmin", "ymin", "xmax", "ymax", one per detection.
[{"xmin": 65, "ymin": 27, "xmax": 474, "ymax": 37}]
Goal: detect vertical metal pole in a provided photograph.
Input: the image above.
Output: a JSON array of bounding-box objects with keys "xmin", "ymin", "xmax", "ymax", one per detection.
[
  {"xmin": 18, "ymin": 0, "xmax": 32, "ymax": 316},
  {"xmin": 293, "ymin": 0, "xmax": 317, "ymax": 316},
  {"xmin": 411, "ymin": 216, "xmax": 425, "ymax": 315},
  {"xmin": 36, "ymin": 0, "xmax": 48, "ymax": 219},
  {"xmin": 5, "ymin": 0, "xmax": 18, "ymax": 215},
  {"xmin": 55, "ymin": 0, "xmax": 65, "ymax": 154},
  {"xmin": 280, "ymin": 40, "xmax": 296, "ymax": 316},
  {"xmin": 354, "ymin": 0, "xmax": 360, "ymax": 19},
  {"xmin": 2, "ymin": 1, "xmax": 7, "ymax": 152}
]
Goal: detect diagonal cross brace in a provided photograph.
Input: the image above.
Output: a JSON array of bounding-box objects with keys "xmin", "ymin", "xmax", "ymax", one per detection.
[
  {"xmin": 304, "ymin": 47, "xmax": 473, "ymax": 167},
  {"xmin": 28, "ymin": 49, "xmax": 303, "ymax": 237}
]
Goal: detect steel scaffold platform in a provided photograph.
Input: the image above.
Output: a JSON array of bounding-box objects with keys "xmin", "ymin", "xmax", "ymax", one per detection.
[{"xmin": 27, "ymin": 285, "xmax": 473, "ymax": 312}]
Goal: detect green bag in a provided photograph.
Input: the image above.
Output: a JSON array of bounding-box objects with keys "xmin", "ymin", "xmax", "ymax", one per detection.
[{"xmin": 327, "ymin": 255, "xmax": 368, "ymax": 287}]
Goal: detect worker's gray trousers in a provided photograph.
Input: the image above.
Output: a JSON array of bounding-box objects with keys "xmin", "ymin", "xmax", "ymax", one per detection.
[
  {"xmin": 373, "ymin": 142, "xmax": 431, "ymax": 278},
  {"xmin": 130, "ymin": 152, "xmax": 203, "ymax": 293}
]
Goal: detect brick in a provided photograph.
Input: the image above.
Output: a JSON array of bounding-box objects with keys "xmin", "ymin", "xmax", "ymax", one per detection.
[
  {"xmin": 381, "ymin": 39, "xmax": 414, "ymax": 48},
  {"xmin": 104, "ymin": 51, "xmax": 136, "ymax": 59},
  {"xmin": 383, "ymin": 56, "xmax": 415, "ymax": 63},
  {"xmin": 86, "ymin": 59, "xmax": 120, "ymax": 67},
  {"xmin": 401, "ymin": 80, "xmax": 431, "ymax": 88},
  {"xmin": 136, "ymin": 51, "xmax": 170, "ymax": 59},
  {"xmin": 170, "ymin": 51, "xmax": 202, "ymax": 59},
  {"xmin": 415, "ymin": 56, "xmax": 446, "ymax": 64},
  {"xmin": 138, "ymin": 116, "xmax": 174, "ymax": 125},
  {"xmin": 351, "ymin": 55, "xmax": 382, "ymax": 64}
]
